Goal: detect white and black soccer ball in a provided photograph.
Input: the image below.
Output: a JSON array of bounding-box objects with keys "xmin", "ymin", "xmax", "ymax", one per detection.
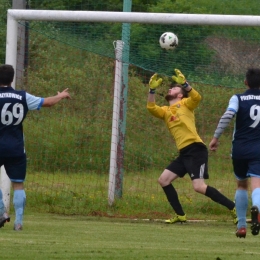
[{"xmin": 159, "ymin": 32, "xmax": 178, "ymax": 50}]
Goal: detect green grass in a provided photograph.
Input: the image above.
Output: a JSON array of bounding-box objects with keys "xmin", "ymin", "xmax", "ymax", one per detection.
[
  {"xmin": 1, "ymin": 212, "xmax": 259, "ymax": 260},
  {"xmin": 23, "ymin": 168, "xmax": 243, "ymax": 221}
]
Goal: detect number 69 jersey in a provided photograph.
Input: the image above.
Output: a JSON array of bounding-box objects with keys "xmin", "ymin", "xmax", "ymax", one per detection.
[
  {"xmin": 0, "ymin": 86, "xmax": 43, "ymax": 157},
  {"xmin": 228, "ymin": 89, "xmax": 260, "ymax": 159}
]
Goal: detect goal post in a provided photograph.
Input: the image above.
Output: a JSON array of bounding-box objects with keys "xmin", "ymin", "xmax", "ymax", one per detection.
[
  {"xmin": 1, "ymin": 10, "xmax": 18, "ymax": 212},
  {"xmin": 108, "ymin": 40, "xmax": 124, "ymax": 205},
  {"xmin": 6, "ymin": 9, "xmax": 260, "ymax": 25},
  {"xmin": 2, "ymin": 9, "xmax": 260, "ymax": 215}
]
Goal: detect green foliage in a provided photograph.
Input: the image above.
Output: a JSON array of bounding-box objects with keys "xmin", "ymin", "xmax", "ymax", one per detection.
[
  {"xmin": 18, "ymin": 0, "xmax": 260, "ymax": 85},
  {"xmin": 0, "ymin": 0, "xmax": 11, "ymax": 64},
  {"xmin": 0, "ymin": 0, "xmax": 254, "ymax": 90},
  {"xmin": 29, "ymin": 0, "xmax": 122, "ymax": 11}
]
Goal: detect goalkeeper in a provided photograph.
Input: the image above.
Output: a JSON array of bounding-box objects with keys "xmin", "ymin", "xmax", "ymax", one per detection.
[
  {"xmin": 147, "ymin": 69, "xmax": 237, "ymax": 224},
  {"xmin": 0, "ymin": 64, "xmax": 71, "ymax": 231}
]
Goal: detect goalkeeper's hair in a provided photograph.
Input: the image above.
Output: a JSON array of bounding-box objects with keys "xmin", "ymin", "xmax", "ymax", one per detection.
[
  {"xmin": 170, "ymin": 83, "xmax": 188, "ymax": 98},
  {"xmin": 0, "ymin": 64, "xmax": 15, "ymax": 85}
]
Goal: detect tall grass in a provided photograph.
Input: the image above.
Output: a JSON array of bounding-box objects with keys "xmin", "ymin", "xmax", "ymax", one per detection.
[{"xmin": 24, "ymin": 163, "xmax": 244, "ymax": 221}]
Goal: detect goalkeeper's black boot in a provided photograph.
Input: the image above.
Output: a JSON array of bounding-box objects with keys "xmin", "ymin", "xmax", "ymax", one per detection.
[
  {"xmin": 0, "ymin": 213, "xmax": 10, "ymax": 228},
  {"xmin": 251, "ymin": 206, "xmax": 260, "ymax": 236}
]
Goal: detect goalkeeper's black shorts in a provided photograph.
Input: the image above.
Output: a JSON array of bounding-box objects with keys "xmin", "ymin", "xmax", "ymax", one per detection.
[{"xmin": 166, "ymin": 142, "xmax": 209, "ymax": 181}]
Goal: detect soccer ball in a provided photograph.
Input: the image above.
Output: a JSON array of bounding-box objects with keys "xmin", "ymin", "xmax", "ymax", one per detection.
[{"xmin": 159, "ymin": 32, "xmax": 178, "ymax": 50}]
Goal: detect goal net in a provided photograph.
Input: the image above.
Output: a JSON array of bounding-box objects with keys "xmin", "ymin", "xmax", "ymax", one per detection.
[{"xmin": 1, "ymin": 8, "xmax": 260, "ymax": 221}]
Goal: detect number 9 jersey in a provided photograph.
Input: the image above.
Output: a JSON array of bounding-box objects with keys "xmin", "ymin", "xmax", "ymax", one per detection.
[
  {"xmin": 0, "ymin": 86, "xmax": 43, "ymax": 157},
  {"xmin": 228, "ymin": 88, "xmax": 260, "ymax": 159}
]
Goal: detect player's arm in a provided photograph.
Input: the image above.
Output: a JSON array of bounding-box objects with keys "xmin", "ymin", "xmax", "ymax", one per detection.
[
  {"xmin": 147, "ymin": 74, "xmax": 165, "ymax": 118},
  {"xmin": 209, "ymin": 95, "xmax": 238, "ymax": 151},
  {"xmin": 147, "ymin": 92, "xmax": 155, "ymax": 103},
  {"xmin": 184, "ymin": 88, "xmax": 202, "ymax": 109},
  {"xmin": 172, "ymin": 69, "xmax": 201, "ymax": 109},
  {"xmin": 42, "ymin": 88, "xmax": 71, "ymax": 107},
  {"xmin": 147, "ymin": 73, "xmax": 162, "ymax": 101}
]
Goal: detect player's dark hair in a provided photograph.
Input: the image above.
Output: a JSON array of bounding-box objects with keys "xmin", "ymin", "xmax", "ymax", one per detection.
[
  {"xmin": 180, "ymin": 86, "xmax": 188, "ymax": 98},
  {"xmin": 246, "ymin": 68, "xmax": 260, "ymax": 89},
  {"xmin": 0, "ymin": 64, "xmax": 15, "ymax": 85}
]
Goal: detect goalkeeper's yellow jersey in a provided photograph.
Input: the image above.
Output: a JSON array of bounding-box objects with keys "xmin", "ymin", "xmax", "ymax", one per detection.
[{"xmin": 147, "ymin": 88, "xmax": 204, "ymax": 151}]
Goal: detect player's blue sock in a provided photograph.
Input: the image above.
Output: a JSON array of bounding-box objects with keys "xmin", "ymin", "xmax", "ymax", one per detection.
[
  {"xmin": 252, "ymin": 188, "xmax": 260, "ymax": 211},
  {"xmin": 13, "ymin": 190, "xmax": 26, "ymax": 225},
  {"xmin": 235, "ymin": 189, "xmax": 248, "ymax": 229},
  {"xmin": 0, "ymin": 189, "xmax": 5, "ymax": 215}
]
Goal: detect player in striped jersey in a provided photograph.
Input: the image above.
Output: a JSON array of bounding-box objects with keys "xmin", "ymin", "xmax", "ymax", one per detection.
[
  {"xmin": 210, "ymin": 68, "xmax": 260, "ymax": 238},
  {"xmin": 147, "ymin": 69, "xmax": 237, "ymax": 225},
  {"xmin": 0, "ymin": 64, "xmax": 71, "ymax": 230}
]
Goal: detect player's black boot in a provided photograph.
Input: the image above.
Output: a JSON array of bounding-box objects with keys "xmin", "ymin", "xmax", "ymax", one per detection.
[
  {"xmin": 251, "ymin": 206, "xmax": 260, "ymax": 236},
  {"xmin": 0, "ymin": 213, "xmax": 10, "ymax": 228}
]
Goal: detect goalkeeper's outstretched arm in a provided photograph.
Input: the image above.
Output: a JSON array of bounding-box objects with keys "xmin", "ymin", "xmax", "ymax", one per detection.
[
  {"xmin": 148, "ymin": 92, "xmax": 156, "ymax": 103},
  {"xmin": 172, "ymin": 69, "xmax": 192, "ymax": 92},
  {"xmin": 147, "ymin": 73, "xmax": 162, "ymax": 103},
  {"xmin": 147, "ymin": 73, "xmax": 166, "ymax": 119}
]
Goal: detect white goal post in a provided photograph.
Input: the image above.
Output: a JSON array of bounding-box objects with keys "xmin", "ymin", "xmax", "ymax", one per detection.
[{"xmin": 2, "ymin": 9, "xmax": 260, "ymax": 211}]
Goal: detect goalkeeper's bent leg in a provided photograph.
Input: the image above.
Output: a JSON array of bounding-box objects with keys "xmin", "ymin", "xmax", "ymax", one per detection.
[
  {"xmin": 205, "ymin": 185, "xmax": 235, "ymax": 210},
  {"xmin": 162, "ymin": 184, "xmax": 185, "ymax": 215}
]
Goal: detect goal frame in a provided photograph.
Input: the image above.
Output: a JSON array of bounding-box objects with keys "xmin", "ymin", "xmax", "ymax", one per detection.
[{"xmin": 2, "ymin": 9, "xmax": 260, "ymax": 212}]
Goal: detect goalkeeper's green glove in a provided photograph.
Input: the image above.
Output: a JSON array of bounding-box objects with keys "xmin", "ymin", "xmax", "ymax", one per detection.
[
  {"xmin": 172, "ymin": 69, "xmax": 189, "ymax": 88},
  {"xmin": 149, "ymin": 73, "xmax": 163, "ymax": 94}
]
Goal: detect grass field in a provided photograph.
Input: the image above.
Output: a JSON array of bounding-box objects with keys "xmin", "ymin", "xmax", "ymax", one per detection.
[{"xmin": 1, "ymin": 212, "xmax": 259, "ymax": 260}]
